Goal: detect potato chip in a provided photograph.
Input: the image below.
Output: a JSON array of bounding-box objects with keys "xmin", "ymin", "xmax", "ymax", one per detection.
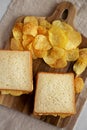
[
  {"xmin": 65, "ymin": 30, "xmax": 82, "ymax": 50},
  {"xmin": 10, "ymin": 38, "xmax": 23, "ymax": 50},
  {"xmin": 49, "ymin": 47, "xmax": 65, "ymax": 59},
  {"xmin": 33, "ymin": 48, "xmax": 47, "ymax": 58},
  {"xmin": 39, "ymin": 19, "xmax": 51, "ymax": 29},
  {"xmin": 50, "ymin": 57, "xmax": 67, "ymax": 68},
  {"xmin": 52, "ymin": 20, "xmax": 82, "ymax": 50},
  {"xmin": 43, "ymin": 47, "xmax": 67, "ymax": 68},
  {"xmin": 52, "ymin": 20, "xmax": 73, "ymax": 31},
  {"xmin": 73, "ymin": 58, "xmax": 87, "ymax": 75},
  {"xmin": 43, "ymin": 52, "xmax": 57, "ymax": 65},
  {"xmin": 66, "ymin": 48, "xmax": 79, "ymax": 61},
  {"xmin": 75, "ymin": 77, "xmax": 84, "ymax": 94},
  {"xmin": 79, "ymin": 48, "xmax": 87, "ymax": 56},
  {"xmin": 27, "ymin": 43, "xmax": 37, "ymax": 59},
  {"xmin": 33, "ymin": 35, "xmax": 52, "ymax": 50},
  {"xmin": 12, "ymin": 22, "xmax": 23, "ymax": 40},
  {"xmin": 62, "ymin": 22, "xmax": 73, "ymax": 31},
  {"xmin": 37, "ymin": 26, "xmax": 47, "ymax": 35},
  {"xmin": 22, "ymin": 35, "xmax": 34, "ymax": 48},
  {"xmin": 79, "ymin": 48, "xmax": 87, "ymax": 64},
  {"xmin": 48, "ymin": 25, "xmax": 68, "ymax": 49},
  {"xmin": 23, "ymin": 22, "xmax": 38, "ymax": 36},
  {"xmin": 1, "ymin": 90, "xmax": 25, "ymax": 96},
  {"xmin": 24, "ymin": 16, "xmax": 38, "ymax": 25}
]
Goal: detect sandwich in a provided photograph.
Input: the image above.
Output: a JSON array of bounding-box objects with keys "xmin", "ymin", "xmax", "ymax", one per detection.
[
  {"xmin": 0, "ymin": 50, "xmax": 33, "ymax": 96},
  {"xmin": 34, "ymin": 72, "xmax": 76, "ymax": 117}
]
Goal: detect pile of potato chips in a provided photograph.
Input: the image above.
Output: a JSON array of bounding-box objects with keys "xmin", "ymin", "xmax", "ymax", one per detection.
[{"xmin": 10, "ymin": 16, "xmax": 87, "ymax": 75}]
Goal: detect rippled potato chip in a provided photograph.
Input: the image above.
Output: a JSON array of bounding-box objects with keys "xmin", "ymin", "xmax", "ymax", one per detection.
[
  {"xmin": 66, "ymin": 48, "xmax": 79, "ymax": 61},
  {"xmin": 24, "ymin": 16, "xmax": 38, "ymax": 25},
  {"xmin": 23, "ymin": 22, "xmax": 38, "ymax": 36},
  {"xmin": 27, "ymin": 43, "xmax": 37, "ymax": 59},
  {"xmin": 12, "ymin": 22, "xmax": 23, "ymax": 41},
  {"xmin": 33, "ymin": 35, "xmax": 52, "ymax": 50},
  {"xmin": 73, "ymin": 58, "xmax": 87, "ymax": 75},
  {"xmin": 22, "ymin": 35, "xmax": 34, "ymax": 48},
  {"xmin": 43, "ymin": 47, "xmax": 67, "ymax": 68},
  {"xmin": 48, "ymin": 25, "xmax": 68, "ymax": 48},
  {"xmin": 39, "ymin": 18, "xmax": 51, "ymax": 29},
  {"xmin": 75, "ymin": 77, "xmax": 84, "ymax": 94},
  {"xmin": 10, "ymin": 38, "xmax": 23, "ymax": 50},
  {"xmin": 37, "ymin": 26, "xmax": 47, "ymax": 35}
]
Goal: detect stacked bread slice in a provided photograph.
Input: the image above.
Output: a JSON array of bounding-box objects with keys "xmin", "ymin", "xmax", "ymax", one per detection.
[{"xmin": 0, "ymin": 50, "xmax": 33, "ymax": 95}]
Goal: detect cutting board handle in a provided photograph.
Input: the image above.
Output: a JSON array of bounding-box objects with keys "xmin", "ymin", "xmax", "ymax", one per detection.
[{"xmin": 46, "ymin": 1, "xmax": 76, "ymax": 26}]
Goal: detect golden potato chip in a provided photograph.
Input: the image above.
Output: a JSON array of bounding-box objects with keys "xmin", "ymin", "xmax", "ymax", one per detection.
[
  {"xmin": 66, "ymin": 48, "xmax": 79, "ymax": 61},
  {"xmin": 10, "ymin": 38, "xmax": 23, "ymax": 50},
  {"xmin": 62, "ymin": 22, "xmax": 73, "ymax": 31},
  {"xmin": 43, "ymin": 47, "xmax": 67, "ymax": 68},
  {"xmin": 49, "ymin": 47, "xmax": 65, "ymax": 59},
  {"xmin": 52, "ymin": 20, "xmax": 82, "ymax": 50},
  {"xmin": 75, "ymin": 77, "xmax": 84, "ymax": 94},
  {"xmin": 22, "ymin": 35, "xmax": 34, "ymax": 48},
  {"xmin": 33, "ymin": 48, "xmax": 47, "ymax": 58},
  {"xmin": 65, "ymin": 30, "xmax": 82, "ymax": 50},
  {"xmin": 37, "ymin": 26, "xmax": 47, "ymax": 35},
  {"xmin": 73, "ymin": 58, "xmax": 87, "ymax": 75},
  {"xmin": 48, "ymin": 25, "xmax": 68, "ymax": 49},
  {"xmin": 79, "ymin": 48, "xmax": 87, "ymax": 64},
  {"xmin": 27, "ymin": 43, "xmax": 37, "ymax": 59},
  {"xmin": 24, "ymin": 16, "xmax": 38, "ymax": 25},
  {"xmin": 23, "ymin": 22, "xmax": 38, "ymax": 36},
  {"xmin": 50, "ymin": 57, "xmax": 67, "ymax": 68},
  {"xmin": 12, "ymin": 22, "xmax": 23, "ymax": 40},
  {"xmin": 52, "ymin": 20, "xmax": 73, "ymax": 31},
  {"xmin": 39, "ymin": 18, "xmax": 51, "ymax": 29},
  {"xmin": 43, "ymin": 52, "xmax": 57, "ymax": 65},
  {"xmin": 33, "ymin": 35, "xmax": 52, "ymax": 50}
]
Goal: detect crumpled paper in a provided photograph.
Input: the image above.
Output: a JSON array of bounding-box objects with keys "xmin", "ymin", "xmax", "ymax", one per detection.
[{"xmin": 0, "ymin": 0, "xmax": 87, "ymax": 130}]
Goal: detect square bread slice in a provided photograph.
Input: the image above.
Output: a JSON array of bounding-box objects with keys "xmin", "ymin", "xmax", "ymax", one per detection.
[
  {"xmin": 0, "ymin": 50, "xmax": 33, "ymax": 95},
  {"xmin": 34, "ymin": 72, "xmax": 76, "ymax": 115}
]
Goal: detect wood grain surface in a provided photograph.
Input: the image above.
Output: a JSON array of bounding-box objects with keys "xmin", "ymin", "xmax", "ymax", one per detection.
[{"xmin": 0, "ymin": 1, "xmax": 87, "ymax": 128}]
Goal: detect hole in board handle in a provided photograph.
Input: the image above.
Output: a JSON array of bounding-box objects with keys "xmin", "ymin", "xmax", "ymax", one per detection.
[{"xmin": 61, "ymin": 9, "xmax": 68, "ymax": 20}]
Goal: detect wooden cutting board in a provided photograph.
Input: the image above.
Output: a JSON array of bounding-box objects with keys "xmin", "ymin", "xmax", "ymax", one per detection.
[{"xmin": 0, "ymin": 1, "xmax": 87, "ymax": 128}]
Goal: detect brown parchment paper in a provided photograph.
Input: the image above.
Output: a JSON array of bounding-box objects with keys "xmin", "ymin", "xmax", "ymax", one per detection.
[{"xmin": 0, "ymin": 0, "xmax": 87, "ymax": 130}]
